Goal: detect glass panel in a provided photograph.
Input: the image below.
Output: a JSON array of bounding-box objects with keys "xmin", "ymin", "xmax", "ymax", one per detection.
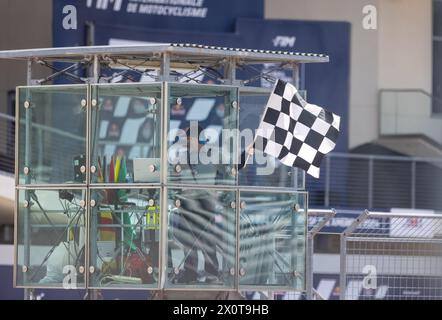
[
  {"xmin": 239, "ymin": 191, "xmax": 306, "ymax": 289},
  {"xmin": 18, "ymin": 85, "xmax": 87, "ymax": 184},
  {"xmin": 167, "ymin": 83, "xmax": 238, "ymax": 185},
  {"xmin": 16, "ymin": 189, "xmax": 86, "ymax": 288},
  {"xmin": 90, "ymin": 84, "xmax": 162, "ymax": 184},
  {"xmin": 239, "ymin": 89, "xmax": 305, "ymax": 189},
  {"xmin": 89, "ymin": 188, "xmax": 160, "ymax": 288},
  {"xmin": 167, "ymin": 188, "xmax": 236, "ymax": 288}
]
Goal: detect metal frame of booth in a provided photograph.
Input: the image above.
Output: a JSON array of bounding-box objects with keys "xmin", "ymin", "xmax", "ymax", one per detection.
[{"xmin": 0, "ymin": 44, "xmax": 329, "ymax": 299}]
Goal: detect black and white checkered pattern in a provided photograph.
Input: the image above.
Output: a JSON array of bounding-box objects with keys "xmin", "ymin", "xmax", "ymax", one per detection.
[{"xmin": 255, "ymin": 79, "xmax": 340, "ymax": 178}]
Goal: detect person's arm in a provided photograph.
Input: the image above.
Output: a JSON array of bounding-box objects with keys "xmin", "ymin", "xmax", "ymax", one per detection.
[
  {"xmin": 238, "ymin": 150, "xmax": 247, "ymax": 170},
  {"xmin": 238, "ymin": 144, "xmax": 255, "ymax": 170}
]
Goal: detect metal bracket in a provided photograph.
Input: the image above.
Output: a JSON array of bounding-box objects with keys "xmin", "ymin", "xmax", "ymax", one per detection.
[
  {"xmin": 223, "ymin": 57, "xmax": 241, "ymax": 86},
  {"xmin": 342, "ymin": 209, "xmax": 370, "ymax": 236},
  {"xmin": 308, "ymin": 208, "xmax": 336, "ymax": 237}
]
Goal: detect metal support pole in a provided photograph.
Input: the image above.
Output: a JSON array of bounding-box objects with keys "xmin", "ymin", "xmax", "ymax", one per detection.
[
  {"xmin": 85, "ymin": 55, "xmax": 99, "ymax": 298},
  {"xmin": 223, "ymin": 57, "xmax": 237, "ymax": 85},
  {"xmin": 300, "ymin": 64, "xmax": 305, "ymax": 91},
  {"xmin": 159, "ymin": 53, "xmax": 170, "ymax": 82},
  {"xmin": 291, "ymin": 63, "xmax": 304, "ymax": 187},
  {"xmin": 368, "ymin": 156, "xmax": 374, "ymax": 209},
  {"xmin": 23, "ymin": 59, "xmax": 33, "ymax": 300},
  {"xmin": 305, "ymin": 233, "xmax": 314, "ymax": 300},
  {"xmin": 339, "ymin": 233, "xmax": 347, "ymax": 300},
  {"xmin": 339, "ymin": 210, "xmax": 370, "ymax": 300},
  {"xmin": 293, "ymin": 63, "xmax": 309, "ymax": 297},
  {"xmin": 92, "ymin": 55, "xmax": 100, "ymax": 84},
  {"xmin": 235, "ymin": 189, "xmax": 240, "ymax": 292},
  {"xmin": 159, "ymin": 81, "xmax": 169, "ymax": 289},
  {"xmin": 290, "ymin": 196, "xmax": 297, "ymax": 288},
  {"xmin": 292, "ymin": 63, "xmax": 300, "ymax": 89},
  {"xmin": 223, "ymin": 58, "xmax": 240, "ymax": 293}
]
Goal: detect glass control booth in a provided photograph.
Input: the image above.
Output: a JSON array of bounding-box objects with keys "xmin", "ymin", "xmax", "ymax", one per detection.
[{"xmin": 4, "ymin": 44, "xmax": 329, "ymax": 295}]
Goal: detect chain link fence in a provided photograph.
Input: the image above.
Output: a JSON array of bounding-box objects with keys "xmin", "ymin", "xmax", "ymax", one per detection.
[{"xmin": 340, "ymin": 210, "xmax": 442, "ymax": 300}]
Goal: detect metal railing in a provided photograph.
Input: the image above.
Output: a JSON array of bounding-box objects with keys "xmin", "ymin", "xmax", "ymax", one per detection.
[
  {"xmin": 308, "ymin": 152, "xmax": 442, "ymax": 212},
  {"xmin": 340, "ymin": 210, "xmax": 442, "ymax": 300},
  {"xmin": 0, "ymin": 111, "xmax": 85, "ymax": 182}
]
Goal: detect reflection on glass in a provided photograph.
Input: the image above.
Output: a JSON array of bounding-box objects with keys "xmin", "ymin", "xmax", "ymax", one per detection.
[
  {"xmin": 16, "ymin": 189, "xmax": 86, "ymax": 287},
  {"xmin": 18, "ymin": 86, "xmax": 87, "ymax": 185},
  {"xmin": 90, "ymin": 84, "xmax": 161, "ymax": 184},
  {"xmin": 167, "ymin": 188, "xmax": 236, "ymax": 288},
  {"xmin": 89, "ymin": 188, "xmax": 160, "ymax": 288},
  {"xmin": 239, "ymin": 191, "xmax": 306, "ymax": 289},
  {"xmin": 239, "ymin": 90, "xmax": 305, "ymax": 189},
  {"xmin": 167, "ymin": 84, "xmax": 238, "ymax": 185}
]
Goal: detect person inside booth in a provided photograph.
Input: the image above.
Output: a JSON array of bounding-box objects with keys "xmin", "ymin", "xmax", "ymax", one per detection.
[{"xmin": 171, "ymin": 125, "xmax": 252, "ymax": 284}]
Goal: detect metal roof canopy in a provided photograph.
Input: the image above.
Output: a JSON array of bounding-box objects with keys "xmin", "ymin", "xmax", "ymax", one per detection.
[
  {"xmin": 0, "ymin": 43, "xmax": 329, "ymax": 64},
  {"xmin": 0, "ymin": 43, "xmax": 329, "ymax": 86}
]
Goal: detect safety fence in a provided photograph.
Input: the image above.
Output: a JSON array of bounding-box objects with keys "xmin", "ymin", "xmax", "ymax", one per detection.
[
  {"xmin": 272, "ymin": 209, "xmax": 442, "ymax": 300},
  {"xmin": 308, "ymin": 153, "xmax": 442, "ymax": 212},
  {"xmin": 339, "ymin": 210, "xmax": 442, "ymax": 300}
]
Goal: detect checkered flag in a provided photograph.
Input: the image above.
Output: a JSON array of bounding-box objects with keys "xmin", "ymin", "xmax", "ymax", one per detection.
[{"xmin": 254, "ymin": 79, "xmax": 340, "ymax": 178}]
